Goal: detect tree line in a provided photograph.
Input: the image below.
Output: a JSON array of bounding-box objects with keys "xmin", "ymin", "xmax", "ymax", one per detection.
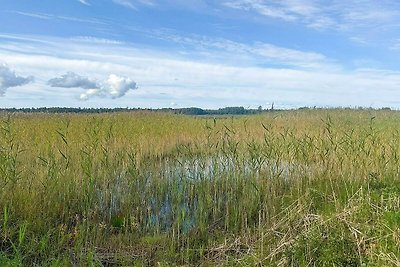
[{"xmin": 0, "ymin": 106, "xmax": 275, "ymax": 115}]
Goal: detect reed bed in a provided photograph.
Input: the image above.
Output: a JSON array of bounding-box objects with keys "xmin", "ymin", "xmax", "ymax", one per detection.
[{"xmin": 1, "ymin": 109, "xmax": 400, "ymax": 266}]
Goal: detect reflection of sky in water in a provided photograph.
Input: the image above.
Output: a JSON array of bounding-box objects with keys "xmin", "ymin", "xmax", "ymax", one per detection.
[{"xmin": 94, "ymin": 154, "xmax": 314, "ymax": 233}]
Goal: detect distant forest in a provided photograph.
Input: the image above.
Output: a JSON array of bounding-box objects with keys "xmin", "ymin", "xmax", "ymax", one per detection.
[{"xmin": 0, "ymin": 106, "xmax": 273, "ymax": 115}]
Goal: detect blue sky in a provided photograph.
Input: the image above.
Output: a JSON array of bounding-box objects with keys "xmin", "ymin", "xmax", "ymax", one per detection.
[{"xmin": 1, "ymin": 0, "xmax": 400, "ymax": 109}]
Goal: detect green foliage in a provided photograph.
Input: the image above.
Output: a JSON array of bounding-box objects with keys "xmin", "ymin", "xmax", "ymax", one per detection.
[{"xmin": 287, "ymin": 220, "xmax": 359, "ymax": 266}]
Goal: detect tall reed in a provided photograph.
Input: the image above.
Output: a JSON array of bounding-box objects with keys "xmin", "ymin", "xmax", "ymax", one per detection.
[{"xmin": 0, "ymin": 109, "xmax": 400, "ymax": 265}]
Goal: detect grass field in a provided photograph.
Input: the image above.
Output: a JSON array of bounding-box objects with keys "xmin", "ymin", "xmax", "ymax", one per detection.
[{"xmin": 1, "ymin": 109, "xmax": 400, "ymax": 266}]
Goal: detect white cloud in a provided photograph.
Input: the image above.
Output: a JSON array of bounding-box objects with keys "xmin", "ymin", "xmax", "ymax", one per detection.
[
  {"xmin": 0, "ymin": 64, "xmax": 34, "ymax": 96},
  {"xmin": 142, "ymin": 29, "xmax": 333, "ymax": 69},
  {"xmin": 48, "ymin": 72, "xmax": 137, "ymax": 100},
  {"xmin": 223, "ymin": 0, "xmax": 298, "ymax": 21},
  {"xmin": 70, "ymin": 36, "xmax": 123, "ymax": 45},
  {"xmin": 78, "ymin": 0, "xmax": 90, "ymax": 5},
  {"xmin": 220, "ymin": 0, "xmax": 400, "ymax": 49},
  {"xmin": 13, "ymin": 11, "xmax": 51, "ymax": 20},
  {"xmin": 13, "ymin": 11, "xmax": 106, "ymax": 25},
  {"xmin": 48, "ymin": 72, "xmax": 98, "ymax": 89},
  {"xmin": 222, "ymin": 0, "xmax": 400, "ymax": 31},
  {"xmin": 112, "ymin": 0, "xmax": 156, "ymax": 9},
  {"xmin": 80, "ymin": 74, "xmax": 138, "ymax": 100},
  {"xmin": 112, "ymin": 0, "xmax": 136, "ymax": 9}
]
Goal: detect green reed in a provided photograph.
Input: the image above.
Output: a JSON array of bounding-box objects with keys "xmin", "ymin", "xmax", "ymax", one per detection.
[{"xmin": 0, "ymin": 109, "xmax": 400, "ymax": 265}]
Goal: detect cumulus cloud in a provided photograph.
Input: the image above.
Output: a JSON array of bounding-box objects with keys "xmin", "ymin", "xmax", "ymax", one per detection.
[
  {"xmin": 48, "ymin": 72, "xmax": 98, "ymax": 89},
  {"xmin": 80, "ymin": 74, "xmax": 138, "ymax": 100},
  {"xmin": 48, "ymin": 72, "xmax": 137, "ymax": 100},
  {"xmin": 0, "ymin": 64, "xmax": 34, "ymax": 96}
]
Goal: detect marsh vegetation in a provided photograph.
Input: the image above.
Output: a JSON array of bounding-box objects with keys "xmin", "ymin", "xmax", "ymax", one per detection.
[{"xmin": 1, "ymin": 109, "xmax": 400, "ymax": 266}]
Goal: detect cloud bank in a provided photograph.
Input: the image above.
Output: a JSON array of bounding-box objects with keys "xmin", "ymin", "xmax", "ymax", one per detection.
[
  {"xmin": 0, "ymin": 64, "xmax": 34, "ymax": 96},
  {"xmin": 48, "ymin": 72, "xmax": 138, "ymax": 100},
  {"xmin": 2, "ymin": 34, "xmax": 400, "ymax": 109}
]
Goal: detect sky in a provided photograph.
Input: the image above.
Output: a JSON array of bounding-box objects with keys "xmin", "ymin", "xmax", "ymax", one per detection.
[{"xmin": 1, "ymin": 0, "xmax": 400, "ymax": 109}]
